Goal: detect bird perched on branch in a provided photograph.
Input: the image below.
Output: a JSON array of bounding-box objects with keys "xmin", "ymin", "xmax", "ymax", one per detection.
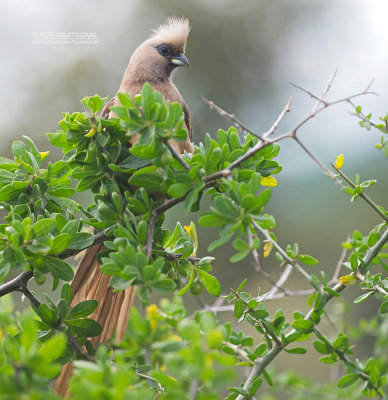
[{"xmin": 55, "ymin": 17, "xmax": 193, "ymax": 396}]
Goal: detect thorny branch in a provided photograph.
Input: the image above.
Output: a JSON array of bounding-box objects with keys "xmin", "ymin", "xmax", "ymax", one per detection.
[
  {"xmin": 234, "ymin": 226, "xmax": 388, "ymax": 400},
  {"xmin": 331, "ymin": 163, "xmax": 388, "ymax": 223}
]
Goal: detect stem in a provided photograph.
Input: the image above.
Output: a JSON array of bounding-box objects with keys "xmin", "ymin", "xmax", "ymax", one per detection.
[
  {"xmin": 253, "ymin": 221, "xmax": 316, "ymax": 289},
  {"xmin": 332, "ymin": 164, "xmax": 388, "ymax": 223},
  {"xmin": 167, "ymin": 141, "xmax": 190, "ymax": 170}
]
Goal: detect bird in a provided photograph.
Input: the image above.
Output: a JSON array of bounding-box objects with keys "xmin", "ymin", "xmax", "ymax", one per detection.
[{"xmin": 55, "ymin": 17, "xmax": 193, "ymax": 396}]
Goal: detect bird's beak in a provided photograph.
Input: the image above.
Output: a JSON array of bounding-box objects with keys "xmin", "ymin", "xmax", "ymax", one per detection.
[{"xmin": 171, "ymin": 53, "xmax": 189, "ymax": 67}]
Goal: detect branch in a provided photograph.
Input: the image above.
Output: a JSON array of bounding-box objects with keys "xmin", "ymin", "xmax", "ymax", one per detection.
[
  {"xmin": 200, "ymin": 97, "xmax": 265, "ymax": 141},
  {"xmin": 167, "ymin": 141, "xmax": 190, "ymax": 170},
  {"xmin": 293, "ymin": 136, "xmax": 340, "ymax": 183},
  {"xmin": 311, "ymin": 68, "xmax": 338, "ymax": 113},
  {"xmin": 0, "ymin": 231, "xmax": 107, "ymax": 298},
  {"xmin": 331, "ymin": 164, "xmax": 388, "ymax": 223},
  {"xmin": 313, "ymin": 325, "xmax": 382, "ymax": 397},
  {"xmin": 66, "ymin": 332, "xmax": 95, "ymax": 362},
  {"xmin": 252, "ymin": 221, "xmax": 316, "ymax": 290},
  {"xmin": 145, "ymin": 194, "xmax": 193, "ymax": 259},
  {"xmin": 262, "ymin": 97, "xmax": 292, "ymax": 140},
  {"xmin": 235, "ymin": 226, "xmax": 388, "ymax": 400},
  {"xmin": 328, "ymin": 241, "xmax": 348, "ymax": 285},
  {"xmin": 0, "ymin": 270, "xmax": 33, "ymax": 297}
]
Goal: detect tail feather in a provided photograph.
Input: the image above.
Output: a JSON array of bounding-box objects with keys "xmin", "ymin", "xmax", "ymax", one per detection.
[{"xmin": 54, "ymin": 243, "xmax": 135, "ymax": 396}]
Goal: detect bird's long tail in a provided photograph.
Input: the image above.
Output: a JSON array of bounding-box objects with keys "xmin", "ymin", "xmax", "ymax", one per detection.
[{"xmin": 54, "ymin": 243, "xmax": 135, "ymax": 397}]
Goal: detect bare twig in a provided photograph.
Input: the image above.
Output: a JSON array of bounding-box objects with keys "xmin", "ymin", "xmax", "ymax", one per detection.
[
  {"xmin": 262, "ymin": 97, "xmax": 292, "ymax": 140},
  {"xmin": 200, "ymin": 96, "xmax": 265, "ymax": 141},
  {"xmin": 267, "ymin": 264, "xmax": 293, "ymax": 298},
  {"xmin": 311, "ymin": 68, "xmax": 338, "ymax": 113},
  {"xmin": 294, "ymin": 136, "xmax": 340, "ymax": 183},
  {"xmin": 328, "ymin": 241, "xmax": 348, "ymax": 284}
]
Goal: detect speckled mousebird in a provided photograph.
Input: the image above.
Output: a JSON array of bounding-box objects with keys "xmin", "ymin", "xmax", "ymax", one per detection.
[{"xmin": 55, "ymin": 17, "xmax": 193, "ymax": 396}]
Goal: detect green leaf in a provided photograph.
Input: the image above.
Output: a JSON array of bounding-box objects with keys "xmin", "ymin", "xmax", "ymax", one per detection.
[
  {"xmin": 57, "ymin": 299, "xmax": 68, "ymax": 320},
  {"xmin": 65, "ymin": 318, "xmax": 103, "ymax": 337},
  {"xmin": 68, "ymin": 232, "xmax": 94, "ymax": 250},
  {"xmin": 299, "ymin": 254, "xmax": 319, "ymax": 266},
  {"xmin": 43, "ymin": 256, "xmax": 74, "ymax": 281},
  {"xmin": 291, "ymin": 319, "xmax": 314, "ymax": 333},
  {"xmin": 230, "ymin": 250, "xmax": 250, "ymax": 263},
  {"xmin": 197, "ymin": 269, "xmax": 221, "ymax": 297},
  {"xmin": 152, "ymin": 279, "xmax": 176, "ymax": 293},
  {"xmin": 284, "ymin": 347, "xmax": 307, "ymax": 354},
  {"xmin": 354, "ymin": 291, "xmax": 374, "ymax": 304},
  {"xmin": 128, "ymin": 172, "xmax": 164, "ymax": 192},
  {"xmin": 61, "ymin": 220, "xmax": 79, "ymax": 236},
  {"xmin": 248, "ymin": 377, "xmax": 262, "ymax": 397},
  {"xmin": 177, "ymin": 319, "xmax": 200, "ymax": 342},
  {"xmin": 60, "ymin": 283, "xmax": 72, "ymax": 305},
  {"xmin": 168, "ymin": 183, "xmax": 192, "ymax": 198},
  {"xmin": 234, "ymin": 299, "xmax": 245, "ymax": 319},
  {"xmin": 236, "ymin": 279, "xmax": 247, "ymax": 293},
  {"xmin": 32, "ymin": 219, "xmax": 55, "ymax": 236},
  {"xmin": 137, "ymin": 220, "xmax": 148, "ymax": 246},
  {"xmin": 50, "ymin": 233, "xmax": 72, "ymax": 254},
  {"xmin": 67, "ymin": 300, "xmax": 98, "ymax": 319},
  {"xmin": 337, "ymin": 374, "xmax": 359, "ymax": 388},
  {"xmin": 262, "ymin": 369, "xmax": 273, "ymax": 386},
  {"xmin": 177, "ymin": 268, "xmax": 195, "ymax": 296},
  {"xmin": 38, "ymin": 303, "xmax": 57, "ymax": 327},
  {"xmin": 379, "ymin": 300, "xmax": 388, "ymax": 314},
  {"xmin": 255, "ymin": 188, "xmax": 272, "ymax": 209},
  {"xmin": 208, "ymin": 232, "xmax": 234, "ymax": 252},
  {"xmin": 313, "ymin": 340, "xmax": 331, "ymax": 354},
  {"xmin": 199, "ymin": 213, "xmax": 232, "ymax": 227}
]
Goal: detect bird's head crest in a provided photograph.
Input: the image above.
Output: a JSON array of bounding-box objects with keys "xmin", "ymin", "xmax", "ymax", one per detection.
[{"xmin": 150, "ymin": 17, "xmax": 191, "ymax": 51}]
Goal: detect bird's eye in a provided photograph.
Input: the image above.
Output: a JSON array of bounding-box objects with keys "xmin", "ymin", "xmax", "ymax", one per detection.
[{"xmin": 156, "ymin": 44, "xmax": 172, "ymax": 56}]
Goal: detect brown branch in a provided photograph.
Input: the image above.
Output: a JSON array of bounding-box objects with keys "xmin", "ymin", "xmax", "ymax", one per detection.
[
  {"xmin": 293, "ymin": 136, "xmax": 341, "ymax": 184},
  {"xmin": 311, "ymin": 68, "xmax": 338, "ymax": 113},
  {"xmin": 66, "ymin": 332, "xmax": 95, "ymax": 362},
  {"xmin": 262, "ymin": 97, "xmax": 292, "ymax": 140}
]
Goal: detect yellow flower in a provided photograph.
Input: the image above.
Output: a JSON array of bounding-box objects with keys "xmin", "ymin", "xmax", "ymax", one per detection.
[
  {"xmin": 339, "ymin": 275, "xmax": 356, "ymax": 286},
  {"xmin": 335, "ymin": 154, "xmax": 344, "ymax": 169},
  {"xmin": 146, "ymin": 304, "xmax": 160, "ymax": 330},
  {"xmin": 184, "ymin": 221, "xmax": 198, "ymax": 256},
  {"xmin": 260, "ymin": 176, "xmax": 278, "ymax": 187},
  {"xmin": 263, "ymin": 241, "xmax": 273, "ymax": 258},
  {"xmin": 84, "ymin": 128, "xmax": 96, "ymax": 137},
  {"xmin": 39, "ymin": 151, "xmax": 49, "ymax": 161}
]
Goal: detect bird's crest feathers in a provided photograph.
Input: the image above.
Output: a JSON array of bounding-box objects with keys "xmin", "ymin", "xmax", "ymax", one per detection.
[{"xmin": 150, "ymin": 17, "xmax": 190, "ymax": 49}]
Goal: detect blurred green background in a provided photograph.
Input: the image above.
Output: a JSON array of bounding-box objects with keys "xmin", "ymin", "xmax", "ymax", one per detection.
[{"xmin": 1, "ymin": 0, "xmax": 387, "ymax": 390}]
